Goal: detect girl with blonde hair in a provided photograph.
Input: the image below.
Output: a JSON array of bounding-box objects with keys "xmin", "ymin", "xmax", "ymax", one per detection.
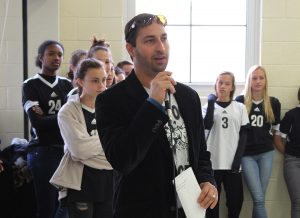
[{"xmin": 236, "ymin": 65, "xmax": 281, "ymax": 218}]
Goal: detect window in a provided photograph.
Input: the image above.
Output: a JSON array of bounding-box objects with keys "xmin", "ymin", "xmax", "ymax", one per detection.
[{"xmin": 125, "ymin": 0, "xmax": 260, "ymax": 84}]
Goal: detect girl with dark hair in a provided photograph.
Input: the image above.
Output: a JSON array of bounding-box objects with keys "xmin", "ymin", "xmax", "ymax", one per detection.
[
  {"xmin": 66, "ymin": 49, "xmax": 88, "ymax": 99},
  {"xmin": 51, "ymin": 58, "xmax": 113, "ymax": 218},
  {"xmin": 67, "ymin": 49, "xmax": 87, "ymax": 84},
  {"xmin": 22, "ymin": 40, "xmax": 73, "ymax": 218},
  {"xmin": 88, "ymin": 37, "xmax": 116, "ymax": 88},
  {"xmin": 275, "ymin": 87, "xmax": 300, "ymax": 218},
  {"xmin": 90, "ymin": 36, "xmax": 110, "ymax": 49},
  {"xmin": 114, "ymin": 66, "xmax": 126, "ymax": 83},
  {"xmin": 203, "ymin": 72, "xmax": 249, "ymax": 218}
]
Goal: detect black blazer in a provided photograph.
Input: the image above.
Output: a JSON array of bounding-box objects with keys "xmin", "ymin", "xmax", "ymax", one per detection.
[{"xmin": 96, "ymin": 72, "xmax": 215, "ymax": 218}]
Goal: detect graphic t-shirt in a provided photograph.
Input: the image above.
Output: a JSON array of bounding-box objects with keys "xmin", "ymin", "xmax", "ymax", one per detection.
[{"xmin": 164, "ymin": 94, "xmax": 190, "ymax": 175}]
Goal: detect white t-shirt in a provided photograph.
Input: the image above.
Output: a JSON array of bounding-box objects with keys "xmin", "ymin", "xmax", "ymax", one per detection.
[
  {"xmin": 164, "ymin": 94, "xmax": 190, "ymax": 174},
  {"xmin": 202, "ymin": 101, "xmax": 249, "ymax": 170},
  {"xmin": 144, "ymin": 88, "xmax": 190, "ymax": 173}
]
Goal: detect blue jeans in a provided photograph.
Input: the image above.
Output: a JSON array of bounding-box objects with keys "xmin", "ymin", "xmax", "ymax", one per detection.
[
  {"xmin": 241, "ymin": 150, "xmax": 274, "ymax": 218},
  {"xmin": 284, "ymin": 154, "xmax": 300, "ymax": 218},
  {"xmin": 27, "ymin": 146, "xmax": 66, "ymax": 218}
]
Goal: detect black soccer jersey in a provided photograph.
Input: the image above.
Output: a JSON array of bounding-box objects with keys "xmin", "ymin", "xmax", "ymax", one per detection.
[
  {"xmin": 66, "ymin": 87, "xmax": 79, "ymax": 100},
  {"xmin": 279, "ymin": 106, "xmax": 300, "ymax": 157},
  {"xmin": 67, "ymin": 105, "xmax": 110, "ymax": 202},
  {"xmin": 22, "ymin": 74, "xmax": 73, "ymax": 146},
  {"xmin": 235, "ymin": 95, "xmax": 281, "ymax": 155},
  {"xmin": 81, "ymin": 105, "xmax": 97, "ymax": 137}
]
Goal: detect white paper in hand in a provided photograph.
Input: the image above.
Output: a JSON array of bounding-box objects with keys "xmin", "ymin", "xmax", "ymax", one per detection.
[{"xmin": 174, "ymin": 167, "xmax": 206, "ymax": 218}]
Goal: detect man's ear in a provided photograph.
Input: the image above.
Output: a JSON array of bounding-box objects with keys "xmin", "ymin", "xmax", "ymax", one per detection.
[{"xmin": 126, "ymin": 43, "xmax": 134, "ymax": 58}]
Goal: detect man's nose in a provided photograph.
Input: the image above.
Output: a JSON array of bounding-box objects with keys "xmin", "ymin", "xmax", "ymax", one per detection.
[{"xmin": 156, "ymin": 40, "xmax": 166, "ymax": 51}]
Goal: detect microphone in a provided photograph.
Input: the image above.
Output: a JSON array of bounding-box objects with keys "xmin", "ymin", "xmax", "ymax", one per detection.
[{"xmin": 165, "ymin": 90, "xmax": 173, "ymax": 122}]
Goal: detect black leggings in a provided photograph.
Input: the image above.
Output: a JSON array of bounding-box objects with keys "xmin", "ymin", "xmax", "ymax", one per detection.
[
  {"xmin": 68, "ymin": 201, "xmax": 112, "ymax": 218},
  {"xmin": 206, "ymin": 170, "xmax": 243, "ymax": 218}
]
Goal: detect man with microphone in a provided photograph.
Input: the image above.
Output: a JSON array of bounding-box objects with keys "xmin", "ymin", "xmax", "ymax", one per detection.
[{"xmin": 95, "ymin": 13, "xmax": 217, "ymax": 218}]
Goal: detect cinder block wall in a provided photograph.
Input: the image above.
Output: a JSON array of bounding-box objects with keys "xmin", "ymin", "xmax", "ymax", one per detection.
[
  {"xmin": 59, "ymin": 0, "xmax": 125, "ymax": 77},
  {"xmin": 255, "ymin": 0, "xmax": 300, "ymax": 217},
  {"xmin": 0, "ymin": 0, "xmax": 59, "ymax": 148},
  {"xmin": 0, "ymin": 0, "xmax": 24, "ymax": 147}
]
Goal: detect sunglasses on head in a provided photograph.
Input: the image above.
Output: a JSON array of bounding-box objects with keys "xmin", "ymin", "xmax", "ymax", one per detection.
[{"xmin": 125, "ymin": 15, "xmax": 167, "ymax": 42}]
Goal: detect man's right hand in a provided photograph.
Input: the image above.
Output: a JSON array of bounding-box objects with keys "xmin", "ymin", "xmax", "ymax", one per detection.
[{"xmin": 149, "ymin": 71, "xmax": 176, "ymax": 104}]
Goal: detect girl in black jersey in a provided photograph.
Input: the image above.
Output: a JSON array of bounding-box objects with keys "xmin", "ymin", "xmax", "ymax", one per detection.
[
  {"xmin": 236, "ymin": 65, "xmax": 281, "ymax": 218},
  {"xmin": 22, "ymin": 40, "xmax": 73, "ymax": 218},
  {"xmin": 275, "ymin": 87, "xmax": 300, "ymax": 218}
]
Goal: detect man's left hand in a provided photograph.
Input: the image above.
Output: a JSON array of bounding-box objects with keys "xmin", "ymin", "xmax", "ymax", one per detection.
[{"xmin": 197, "ymin": 182, "xmax": 218, "ymax": 209}]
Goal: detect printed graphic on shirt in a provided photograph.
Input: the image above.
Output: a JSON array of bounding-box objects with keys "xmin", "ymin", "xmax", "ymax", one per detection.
[
  {"xmin": 203, "ymin": 101, "xmax": 249, "ymax": 170},
  {"xmin": 279, "ymin": 107, "xmax": 300, "ymax": 157},
  {"xmin": 22, "ymin": 74, "xmax": 73, "ymax": 145},
  {"xmin": 51, "ymin": 92, "xmax": 58, "ymax": 98},
  {"xmin": 164, "ymin": 94, "xmax": 190, "ymax": 174},
  {"xmin": 249, "ymin": 102, "xmax": 274, "ymax": 142},
  {"xmin": 23, "ymin": 74, "xmax": 72, "ymax": 115},
  {"xmin": 81, "ymin": 105, "xmax": 97, "ymax": 136}
]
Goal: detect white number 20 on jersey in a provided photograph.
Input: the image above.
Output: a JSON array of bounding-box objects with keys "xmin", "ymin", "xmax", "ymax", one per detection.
[
  {"xmin": 48, "ymin": 100, "xmax": 62, "ymax": 114},
  {"xmin": 250, "ymin": 115, "xmax": 264, "ymax": 127}
]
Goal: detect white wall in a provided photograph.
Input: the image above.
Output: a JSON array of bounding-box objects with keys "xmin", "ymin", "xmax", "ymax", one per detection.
[
  {"xmin": 0, "ymin": 0, "xmax": 24, "ymax": 148},
  {"xmin": 59, "ymin": 0, "xmax": 125, "ymax": 77}
]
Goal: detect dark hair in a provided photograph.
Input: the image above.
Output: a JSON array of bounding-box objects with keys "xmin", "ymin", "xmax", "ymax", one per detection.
[
  {"xmin": 76, "ymin": 58, "xmax": 103, "ymax": 80},
  {"xmin": 76, "ymin": 58, "xmax": 104, "ymax": 94},
  {"xmin": 67, "ymin": 49, "xmax": 87, "ymax": 80},
  {"xmin": 90, "ymin": 36, "xmax": 110, "ymax": 49},
  {"xmin": 114, "ymin": 66, "xmax": 125, "ymax": 76},
  {"xmin": 215, "ymin": 71, "xmax": 236, "ymax": 100},
  {"xmin": 125, "ymin": 13, "xmax": 167, "ymax": 47},
  {"xmin": 116, "ymin": 60, "xmax": 134, "ymax": 68},
  {"xmin": 87, "ymin": 46, "xmax": 109, "ymax": 58},
  {"xmin": 35, "ymin": 40, "xmax": 64, "ymax": 69},
  {"xmin": 298, "ymin": 86, "xmax": 300, "ymax": 102}
]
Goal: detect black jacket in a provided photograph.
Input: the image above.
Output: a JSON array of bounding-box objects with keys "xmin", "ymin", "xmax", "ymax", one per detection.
[{"xmin": 96, "ymin": 72, "xmax": 215, "ymax": 218}]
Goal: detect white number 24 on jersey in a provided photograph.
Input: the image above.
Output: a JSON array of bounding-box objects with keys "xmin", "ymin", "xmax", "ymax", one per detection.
[{"xmin": 48, "ymin": 100, "xmax": 61, "ymax": 114}]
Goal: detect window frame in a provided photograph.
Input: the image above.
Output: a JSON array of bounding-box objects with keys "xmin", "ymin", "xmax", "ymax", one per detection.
[{"xmin": 123, "ymin": 0, "xmax": 260, "ymax": 91}]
